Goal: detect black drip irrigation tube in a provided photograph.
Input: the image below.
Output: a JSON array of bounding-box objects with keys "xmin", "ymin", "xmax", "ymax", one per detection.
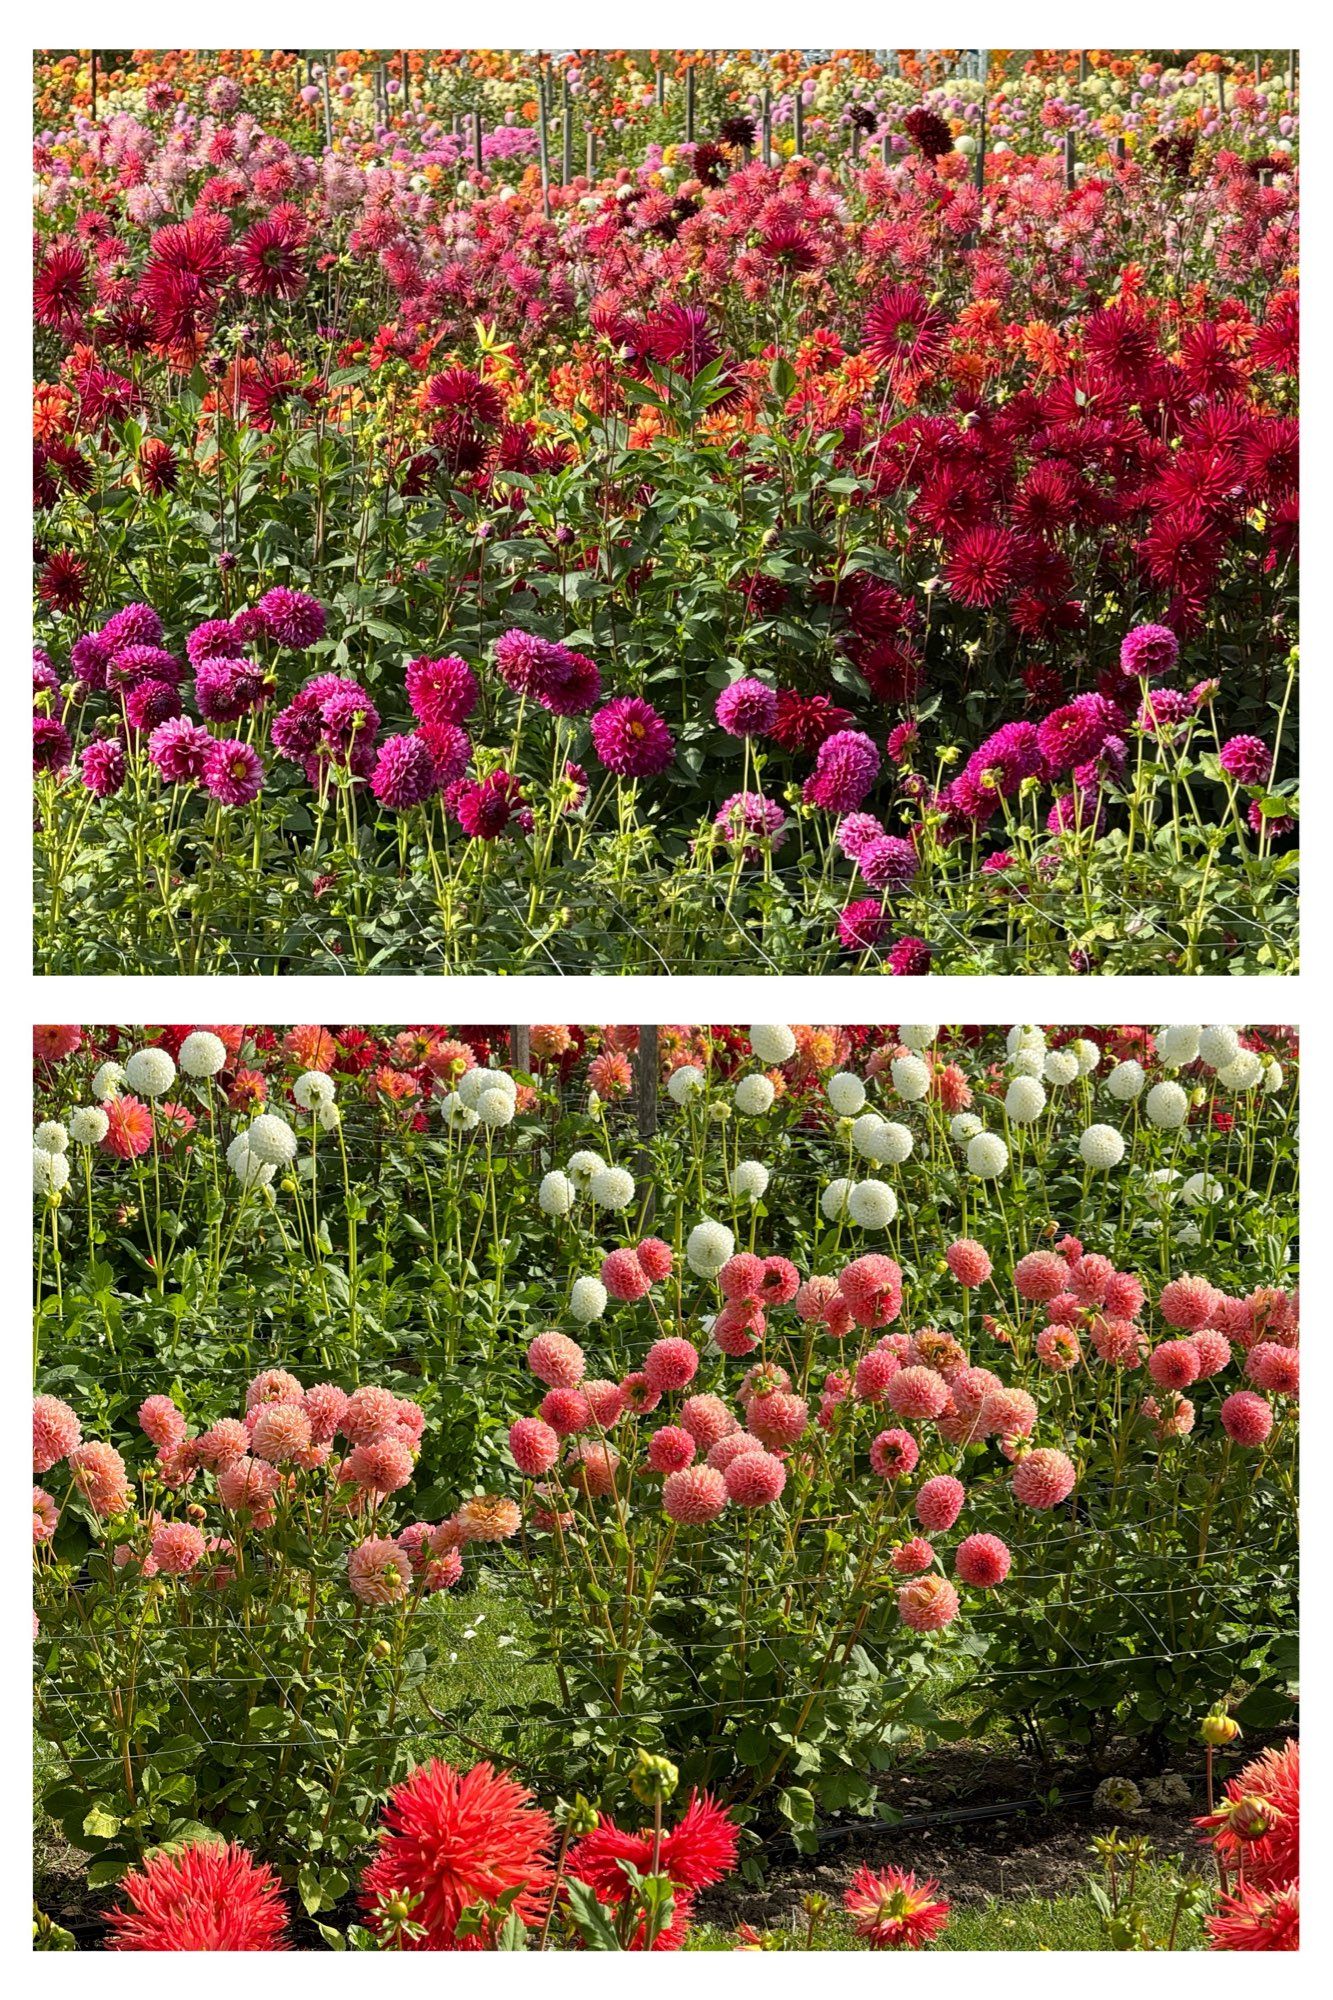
[{"xmin": 764, "ymin": 1786, "xmax": 1102, "ymax": 1857}]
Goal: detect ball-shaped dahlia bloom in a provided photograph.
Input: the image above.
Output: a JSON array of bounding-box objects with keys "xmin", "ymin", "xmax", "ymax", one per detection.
[
  {"xmin": 509, "ymin": 1417, "xmax": 560, "ymax": 1478},
  {"xmin": 527, "ymin": 1331, "xmax": 587, "ymax": 1389},
  {"xmin": 915, "ymin": 1475, "xmax": 965, "ymax": 1532},
  {"xmin": 898, "ymin": 1573, "xmax": 960, "ymax": 1633},
  {"xmin": 662, "ymin": 1464, "xmax": 728, "ymax": 1525},
  {"xmin": 724, "ymin": 1449, "xmax": 787, "ymax": 1508},
  {"xmin": 955, "ymin": 1532, "xmax": 1012, "ymax": 1589},
  {"xmin": 1011, "ymin": 1447, "xmax": 1077, "ymax": 1510},
  {"xmin": 1221, "ymin": 1390, "xmax": 1274, "ymax": 1447},
  {"xmin": 945, "ymin": 1239, "xmax": 991, "ymax": 1288},
  {"xmin": 715, "ymin": 677, "xmax": 778, "ymax": 737}
]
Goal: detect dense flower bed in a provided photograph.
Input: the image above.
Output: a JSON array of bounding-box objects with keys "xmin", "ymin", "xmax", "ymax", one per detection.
[
  {"xmin": 35, "ymin": 1022, "xmax": 1297, "ymax": 1885},
  {"xmin": 33, "ymin": 51, "xmax": 1297, "ymax": 970}
]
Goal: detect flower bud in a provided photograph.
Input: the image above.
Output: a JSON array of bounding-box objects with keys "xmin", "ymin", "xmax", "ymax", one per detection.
[
  {"xmin": 1226, "ymin": 1793, "xmax": 1280, "ymax": 1842},
  {"xmin": 629, "ymin": 1749, "xmax": 679, "ymax": 1808},
  {"xmin": 1201, "ymin": 1711, "xmax": 1241, "ymax": 1747}
]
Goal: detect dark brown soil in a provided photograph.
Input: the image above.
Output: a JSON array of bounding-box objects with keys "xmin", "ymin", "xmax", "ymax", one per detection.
[{"xmin": 698, "ymin": 1744, "xmax": 1209, "ymax": 1931}]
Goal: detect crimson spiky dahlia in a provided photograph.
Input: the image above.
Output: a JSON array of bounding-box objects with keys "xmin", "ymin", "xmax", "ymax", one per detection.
[
  {"xmin": 107, "ymin": 1840, "xmax": 290, "ymax": 1951},
  {"xmin": 361, "ymin": 1759, "xmax": 554, "ymax": 1949}
]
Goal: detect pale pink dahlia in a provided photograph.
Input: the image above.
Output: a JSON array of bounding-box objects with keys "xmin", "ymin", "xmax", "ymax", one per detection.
[
  {"xmin": 348, "ymin": 1536, "xmax": 412, "ymax": 1606},
  {"xmin": 138, "ymin": 1394, "xmax": 187, "ymax": 1449},
  {"xmin": 527, "ymin": 1331, "xmax": 587, "ymax": 1390},
  {"xmin": 746, "ymin": 1390, "xmax": 809, "ymax": 1448},
  {"xmin": 197, "ymin": 1417, "xmax": 250, "ymax": 1468},
  {"xmin": 246, "ymin": 1367, "xmax": 304, "ymax": 1409},
  {"xmin": 582, "ymin": 1379, "xmax": 627, "ymax": 1428},
  {"xmin": 898, "ymin": 1574, "xmax": 960, "ymax": 1632},
  {"xmin": 679, "ymin": 1394, "xmax": 736, "ymax": 1450},
  {"xmin": 1036, "ymin": 1326, "xmax": 1082, "ymax": 1370},
  {"xmin": 346, "ymin": 1437, "xmax": 415, "ymax": 1497},
  {"xmin": 890, "ymin": 1536, "xmax": 935, "ymax": 1577},
  {"xmin": 707, "ymin": 1432, "xmax": 767, "ymax": 1473},
  {"xmin": 1091, "ymin": 1316, "xmax": 1146, "ymax": 1366},
  {"xmin": 662, "ymin": 1465, "xmax": 728, "ymax": 1525},
  {"xmin": 887, "ymin": 1366, "xmax": 949, "ymax": 1422},
  {"xmin": 1013, "ymin": 1250, "xmax": 1068, "ymax": 1303},
  {"xmin": 302, "ymin": 1382, "xmax": 350, "ymax": 1442},
  {"xmin": 1011, "ymin": 1447, "xmax": 1077, "ymax": 1510},
  {"xmin": 33, "ymin": 1486, "xmax": 58, "ymax": 1543},
  {"xmin": 724, "ymin": 1450, "xmax": 787, "ymax": 1508},
  {"xmin": 250, "ymin": 1403, "xmax": 313, "ymax": 1465},
  {"xmin": 341, "ymin": 1383, "xmax": 402, "ymax": 1445},
  {"xmin": 69, "ymin": 1441, "xmax": 132, "ymax": 1517},
  {"xmin": 34, "ymin": 1394, "xmax": 82, "ymax": 1474},
  {"xmin": 150, "ymin": 1520, "xmax": 206, "ymax": 1575},
  {"xmin": 1160, "ymin": 1274, "xmax": 1224, "ymax": 1332}
]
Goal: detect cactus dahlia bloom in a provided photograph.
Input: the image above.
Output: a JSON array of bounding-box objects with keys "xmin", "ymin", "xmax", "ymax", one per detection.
[
  {"xmin": 1198, "ymin": 1740, "xmax": 1299, "ymax": 1893},
  {"xmin": 843, "ymin": 1864, "xmax": 950, "ymax": 1949},
  {"xmin": 106, "ymin": 1840, "xmax": 290, "ymax": 1950},
  {"xmin": 1206, "ymin": 1881, "xmax": 1299, "ymax": 1952},
  {"xmin": 361, "ymin": 1759, "xmax": 554, "ymax": 1949}
]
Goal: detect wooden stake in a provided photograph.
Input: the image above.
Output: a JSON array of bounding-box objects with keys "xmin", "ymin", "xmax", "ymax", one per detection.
[
  {"xmin": 321, "ymin": 60, "xmax": 333, "ymax": 149},
  {"xmin": 586, "ymin": 124, "xmax": 595, "ymax": 179},
  {"xmin": 685, "ymin": 63, "xmax": 695, "ymax": 142},
  {"xmin": 636, "ymin": 1026, "xmax": 660, "ymax": 1217},
  {"xmin": 562, "ymin": 76, "xmax": 572, "ymax": 184},
  {"xmin": 510, "ymin": 1025, "xmax": 531, "ymax": 1074},
  {"xmin": 537, "ymin": 73, "xmax": 551, "ymax": 216},
  {"xmin": 89, "ymin": 49, "xmax": 96, "ymax": 122},
  {"xmin": 474, "ymin": 107, "xmax": 483, "ymax": 175},
  {"xmin": 1064, "ymin": 129, "xmax": 1076, "ymax": 190},
  {"xmin": 762, "ymin": 87, "xmax": 771, "ymax": 166},
  {"xmin": 794, "ymin": 88, "xmax": 804, "ymax": 157}
]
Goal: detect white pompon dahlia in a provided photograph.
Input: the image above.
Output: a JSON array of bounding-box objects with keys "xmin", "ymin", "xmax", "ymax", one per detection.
[
  {"xmin": 735, "ymin": 1074, "xmax": 776, "ymax": 1117},
  {"xmin": 1079, "ymin": 1123, "xmax": 1125, "ymax": 1170},
  {"xmin": 749, "ymin": 1024, "xmax": 796, "ymax": 1065},
  {"xmin": 124, "ymin": 1047, "xmax": 176, "ymax": 1098},
  {"xmin": 179, "ymin": 1031, "xmax": 228, "ymax": 1078}
]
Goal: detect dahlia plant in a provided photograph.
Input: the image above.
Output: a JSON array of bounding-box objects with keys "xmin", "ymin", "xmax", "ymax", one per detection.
[{"xmin": 32, "ymin": 1370, "xmax": 502, "ymax": 1915}]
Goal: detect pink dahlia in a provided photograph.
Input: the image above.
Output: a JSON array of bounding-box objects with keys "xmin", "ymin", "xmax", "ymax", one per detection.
[
  {"xmin": 887, "ymin": 1366, "xmax": 949, "ymax": 1422},
  {"xmin": 150, "ymin": 1520, "xmax": 206, "ymax": 1575},
  {"xmin": 869, "ymin": 1428, "xmax": 919, "ymax": 1479},
  {"xmin": 540, "ymin": 1387, "xmax": 591, "ymax": 1435},
  {"xmin": 838, "ymin": 1253, "xmax": 903, "ymax": 1328},
  {"xmin": 662, "ymin": 1464, "xmax": 728, "ymax": 1525},
  {"xmin": 250, "ymin": 1403, "xmax": 313, "ymax": 1465},
  {"xmin": 854, "ymin": 1347, "xmax": 901, "ymax": 1402},
  {"xmin": 1148, "ymin": 1338, "xmax": 1201, "ymax": 1391},
  {"xmin": 844, "ymin": 1863, "xmax": 950, "ymax": 1949},
  {"xmin": 636, "ymin": 1236, "xmax": 674, "ymax": 1283},
  {"xmin": 915, "ymin": 1475, "xmax": 965, "ymax": 1533},
  {"xmin": 528, "ymin": 1330, "xmax": 587, "ymax": 1389},
  {"xmin": 804, "ymin": 728, "xmax": 880, "ymax": 812},
  {"xmin": 1014, "ymin": 1250, "xmax": 1068, "ymax": 1303},
  {"xmin": 602, "ymin": 1247, "xmax": 651, "ymax": 1301},
  {"xmin": 898, "ymin": 1574, "xmax": 960, "ymax": 1633},
  {"xmin": 890, "ymin": 1536, "xmax": 935, "ymax": 1577},
  {"xmin": 954, "ymin": 1532, "xmax": 1011, "ymax": 1588},
  {"xmin": 724, "ymin": 1449, "xmax": 787, "ymax": 1508},
  {"xmin": 746, "ymin": 1390, "xmax": 809, "ymax": 1448},
  {"xmin": 509, "ymin": 1417, "xmax": 560, "ymax": 1478},
  {"xmin": 679, "ymin": 1393, "xmax": 737, "ymax": 1450},
  {"xmin": 945, "ymin": 1238, "xmax": 992, "ymax": 1287},
  {"xmin": 1221, "ymin": 1390, "xmax": 1274, "ymax": 1447},
  {"xmin": 1247, "ymin": 1342, "xmax": 1299, "ymax": 1396},
  {"xmin": 643, "ymin": 1338, "xmax": 699, "ymax": 1395},
  {"xmin": 202, "ymin": 736, "xmax": 264, "ymax": 806},
  {"xmin": 68, "ymin": 1440, "xmax": 131, "ymax": 1518},
  {"xmin": 590, "ymin": 696, "xmax": 675, "ymax": 776},
  {"xmin": 340, "ymin": 1382, "xmax": 399, "ymax": 1443},
  {"xmin": 1011, "ymin": 1447, "xmax": 1077, "ymax": 1510},
  {"xmin": 347, "ymin": 1536, "xmax": 412, "ymax": 1606},
  {"xmin": 34, "ymin": 1394, "xmax": 81, "ymax": 1475},
  {"xmin": 648, "ymin": 1425, "xmax": 697, "ymax": 1473}
]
